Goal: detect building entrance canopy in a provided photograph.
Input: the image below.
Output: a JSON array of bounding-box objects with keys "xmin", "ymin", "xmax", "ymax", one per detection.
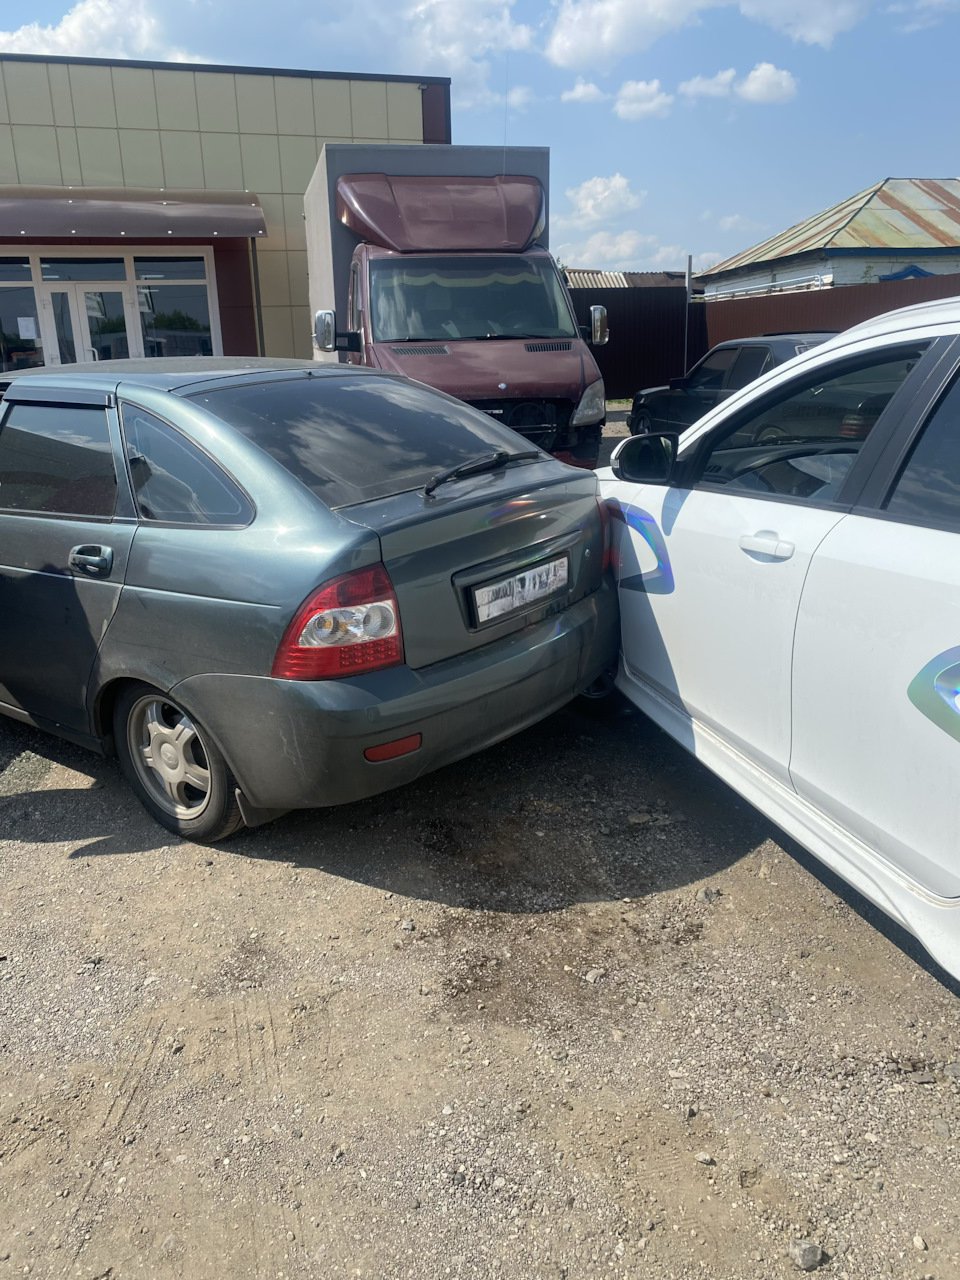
[{"xmin": 0, "ymin": 186, "xmax": 266, "ymax": 240}]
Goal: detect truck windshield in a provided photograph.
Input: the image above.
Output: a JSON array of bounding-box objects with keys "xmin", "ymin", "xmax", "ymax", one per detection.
[{"xmin": 368, "ymin": 255, "xmax": 578, "ymax": 343}]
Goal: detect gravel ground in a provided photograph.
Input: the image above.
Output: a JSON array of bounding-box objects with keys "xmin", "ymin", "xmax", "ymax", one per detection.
[{"xmin": 2, "ymin": 418, "xmax": 959, "ymax": 1280}]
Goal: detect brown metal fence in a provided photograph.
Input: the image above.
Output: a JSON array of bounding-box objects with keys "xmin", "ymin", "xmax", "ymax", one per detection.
[
  {"xmin": 567, "ymin": 285, "xmax": 689, "ymax": 398},
  {"xmin": 570, "ymin": 272, "xmax": 960, "ymax": 399},
  {"xmin": 699, "ymin": 271, "xmax": 960, "ymax": 349}
]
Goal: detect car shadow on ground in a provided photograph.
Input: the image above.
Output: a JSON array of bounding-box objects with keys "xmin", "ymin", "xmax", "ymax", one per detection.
[
  {"xmin": 0, "ymin": 718, "xmax": 165, "ymax": 859},
  {"xmin": 765, "ymin": 824, "xmax": 960, "ymax": 998},
  {"xmin": 1, "ymin": 700, "xmax": 763, "ymax": 904},
  {"xmin": 4, "ymin": 703, "xmax": 958, "ymax": 995},
  {"xmin": 227, "ymin": 698, "xmax": 772, "ymax": 910}
]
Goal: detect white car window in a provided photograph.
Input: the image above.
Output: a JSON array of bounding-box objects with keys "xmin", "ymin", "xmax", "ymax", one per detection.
[
  {"xmin": 694, "ymin": 343, "xmax": 928, "ymax": 503},
  {"xmin": 884, "ymin": 370, "xmax": 960, "ymax": 530}
]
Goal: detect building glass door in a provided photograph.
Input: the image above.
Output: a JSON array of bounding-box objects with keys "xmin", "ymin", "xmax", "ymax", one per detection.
[
  {"xmin": 38, "ymin": 260, "xmax": 139, "ymax": 364},
  {"xmin": 11, "ymin": 251, "xmax": 220, "ymax": 368}
]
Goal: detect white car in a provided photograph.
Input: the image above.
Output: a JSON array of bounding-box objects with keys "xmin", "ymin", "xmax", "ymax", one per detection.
[{"xmin": 600, "ymin": 295, "xmax": 960, "ymax": 981}]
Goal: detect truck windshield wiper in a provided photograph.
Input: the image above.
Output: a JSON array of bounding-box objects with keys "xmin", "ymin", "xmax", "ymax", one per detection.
[
  {"xmin": 470, "ymin": 333, "xmax": 561, "ymax": 341},
  {"xmin": 423, "ymin": 449, "xmax": 541, "ymax": 497}
]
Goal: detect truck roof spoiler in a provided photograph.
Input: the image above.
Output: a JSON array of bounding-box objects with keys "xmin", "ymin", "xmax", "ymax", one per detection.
[{"xmin": 335, "ymin": 173, "xmax": 546, "ymax": 254}]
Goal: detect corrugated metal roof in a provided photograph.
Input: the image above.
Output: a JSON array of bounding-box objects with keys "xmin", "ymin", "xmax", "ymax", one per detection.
[
  {"xmin": 701, "ymin": 178, "xmax": 960, "ymax": 277},
  {"xmin": 564, "ymin": 269, "xmax": 690, "ymax": 288},
  {"xmin": 564, "ymin": 269, "xmax": 628, "ymax": 288}
]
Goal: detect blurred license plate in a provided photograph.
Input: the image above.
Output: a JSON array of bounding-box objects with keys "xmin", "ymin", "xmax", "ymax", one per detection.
[{"xmin": 474, "ymin": 556, "xmax": 569, "ymax": 624}]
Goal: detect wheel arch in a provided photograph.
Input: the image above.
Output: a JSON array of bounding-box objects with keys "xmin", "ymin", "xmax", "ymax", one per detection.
[{"xmin": 91, "ymin": 677, "xmax": 144, "ymax": 753}]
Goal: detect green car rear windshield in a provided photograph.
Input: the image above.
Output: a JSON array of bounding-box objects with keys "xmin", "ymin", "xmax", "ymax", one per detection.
[{"xmin": 188, "ymin": 374, "xmax": 524, "ymax": 509}]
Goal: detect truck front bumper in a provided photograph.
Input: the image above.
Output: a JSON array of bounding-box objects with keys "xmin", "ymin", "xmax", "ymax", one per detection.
[{"xmin": 170, "ymin": 579, "xmax": 618, "ymax": 813}]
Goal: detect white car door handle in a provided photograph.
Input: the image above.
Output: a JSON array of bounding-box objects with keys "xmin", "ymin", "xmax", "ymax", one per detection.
[{"xmin": 738, "ymin": 532, "xmax": 795, "ymax": 560}]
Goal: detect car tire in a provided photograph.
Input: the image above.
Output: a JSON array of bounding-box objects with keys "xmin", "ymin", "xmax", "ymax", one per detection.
[
  {"xmin": 628, "ymin": 408, "xmax": 652, "ymax": 436},
  {"xmin": 114, "ymin": 682, "xmax": 245, "ymax": 843},
  {"xmin": 574, "ymin": 670, "xmax": 623, "ymax": 718}
]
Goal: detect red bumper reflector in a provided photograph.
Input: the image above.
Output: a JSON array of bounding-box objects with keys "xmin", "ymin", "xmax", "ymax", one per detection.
[{"xmin": 363, "ymin": 733, "xmax": 422, "ymax": 763}]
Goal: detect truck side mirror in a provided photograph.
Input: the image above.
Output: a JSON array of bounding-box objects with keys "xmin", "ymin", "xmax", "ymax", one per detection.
[
  {"xmin": 313, "ymin": 310, "xmax": 336, "ymax": 353},
  {"xmin": 590, "ymin": 305, "xmax": 609, "ymax": 346},
  {"xmin": 610, "ymin": 432, "xmax": 679, "ymax": 484}
]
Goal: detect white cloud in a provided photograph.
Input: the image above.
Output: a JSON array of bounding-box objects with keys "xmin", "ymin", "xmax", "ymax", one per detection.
[
  {"xmin": 505, "ymin": 84, "xmax": 533, "ymax": 110},
  {"xmin": 301, "ymin": 0, "xmax": 532, "ymax": 111},
  {"xmin": 679, "ymin": 68, "xmax": 736, "ymax": 97},
  {"xmin": 717, "ymin": 213, "xmax": 766, "ymax": 232},
  {"xmin": 556, "ymin": 230, "xmax": 710, "ymax": 270},
  {"xmin": 0, "ymin": 0, "xmax": 203, "ymax": 59},
  {"xmin": 644, "ymin": 243, "xmax": 687, "ymax": 266},
  {"xmin": 561, "ymin": 77, "xmax": 610, "ymax": 102},
  {"xmin": 397, "ymin": 0, "xmax": 533, "ymax": 108},
  {"xmin": 556, "ymin": 229, "xmax": 658, "ymax": 267},
  {"xmin": 614, "ymin": 78, "xmax": 674, "ymax": 119},
  {"xmin": 560, "ymin": 173, "xmax": 645, "ymax": 227},
  {"xmin": 889, "ymin": 0, "xmax": 960, "ymax": 32},
  {"xmin": 544, "ymin": 0, "xmax": 866, "ymax": 69},
  {"xmin": 546, "ymin": 0, "xmax": 705, "ymax": 69},
  {"xmin": 694, "ymin": 250, "xmax": 724, "ymax": 270},
  {"xmin": 735, "ymin": 61, "xmax": 798, "ymax": 101},
  {"xmin": 737, "ymin": 0, "xmax": 867, "ymax": 43}
]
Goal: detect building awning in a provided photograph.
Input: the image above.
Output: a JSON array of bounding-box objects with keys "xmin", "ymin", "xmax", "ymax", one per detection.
[{"xmin": 0, "ymin": 185, "xmax": 267, "ymax": 239}]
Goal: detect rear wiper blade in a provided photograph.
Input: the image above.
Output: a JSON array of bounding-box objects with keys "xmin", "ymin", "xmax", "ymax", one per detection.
[{"xmin": 423, "ymin": 449, "xmax": 541, "ymax": 497}]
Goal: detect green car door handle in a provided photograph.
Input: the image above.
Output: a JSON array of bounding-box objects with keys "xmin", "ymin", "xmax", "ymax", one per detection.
[{"xmin": 69, "ymin": 544, "xmax": 114, "ymax": 577}]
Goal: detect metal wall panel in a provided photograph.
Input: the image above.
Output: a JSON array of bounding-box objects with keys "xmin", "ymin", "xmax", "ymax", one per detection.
[
  {"xmin": 700, "ymin": 271, "xmax": 960, "ymax": 350},
  {"xmin": 567, "ymin": 285, "xmax": 690, "ymax": 398},
  {"xmin": 569, "ymin": 272, "xmax": 960, "ymax": 400}
]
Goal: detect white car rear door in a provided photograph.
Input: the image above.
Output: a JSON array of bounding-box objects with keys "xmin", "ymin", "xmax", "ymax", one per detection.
[{"xmin": 790, "ymin": 339, "xmax": 960, "ymax": 899}]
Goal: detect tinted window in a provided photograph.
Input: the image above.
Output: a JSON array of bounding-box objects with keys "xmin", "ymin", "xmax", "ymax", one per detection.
[
  {"xmin": 0, "ymin": 258, "xmax": 31, "ymax": 283},
  {"xmin": 885, "ymin": 373, "xmax": 960, "ymax": 528},
  {"xmin": 686, "ymin": 347, "xmax": 738, "ymax": 390},
  {"xmin": 138, "ymin": 285, "xmax": 212, "ymax": 358},
  {"xmin": 189, "ymin": 375, "xmax": 526, "ymax": 509},
  {"xmin": 40, "ymin": 258, "xmax": 125, "ymax": 281},
  {"xmin": 134, "ymin": 257, "xmax": 206, "ymax": 280},
  {"xmin": 0, "ymin": 403, "xmax": 116, "ymax": 516},
  {"xmin": 697, "ymin": 344, "xmax": 928, "ymax": 504},
  {"xmin": 121, "ymin": 405, "xmax": 252, "ymax": 525},
  {"xmin": 727, "ymin": 345, "xmax": 771, "ymax": 391}
]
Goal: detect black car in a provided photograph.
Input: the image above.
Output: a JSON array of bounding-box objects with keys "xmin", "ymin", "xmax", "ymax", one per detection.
[{"xmin": 627, "ymin": 333, "xmax": 836, "ymax": 435}]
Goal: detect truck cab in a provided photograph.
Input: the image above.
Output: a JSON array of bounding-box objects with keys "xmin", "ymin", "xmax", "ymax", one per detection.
[{"xmin": 312, "ymin": 169, "xmax": 608, "ymax": 469}]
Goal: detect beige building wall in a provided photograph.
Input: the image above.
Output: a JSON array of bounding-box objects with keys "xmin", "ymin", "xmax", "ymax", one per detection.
[{"xmin": 0, "ymin": 59, "xmax": 426, "ymax": 357}]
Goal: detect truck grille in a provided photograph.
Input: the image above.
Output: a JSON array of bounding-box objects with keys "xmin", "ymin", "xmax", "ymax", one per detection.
[{"xmin": 466, "ymin": 399, "xmax": 573, "ymax": 451}]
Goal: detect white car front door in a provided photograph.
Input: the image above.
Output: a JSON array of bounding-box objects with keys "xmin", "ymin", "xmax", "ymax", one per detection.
[
  {"xmin": 790, "ymin": 355, "xmax": 960, "ymax": 902},
  {"xmin": 609, "ymin": 340, "xmax": 934, "ymax": 789}
]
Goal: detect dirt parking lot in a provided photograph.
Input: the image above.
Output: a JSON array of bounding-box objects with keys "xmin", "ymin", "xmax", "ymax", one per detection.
[{"xmin": 2, "ymin": 421, "xmax": 960, "ymax": 1280}]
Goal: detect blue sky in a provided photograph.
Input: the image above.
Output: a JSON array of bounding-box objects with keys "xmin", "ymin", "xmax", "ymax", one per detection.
[{"xmin": 2, "ymin": 0, "xmax": 957, "ymax": 271}]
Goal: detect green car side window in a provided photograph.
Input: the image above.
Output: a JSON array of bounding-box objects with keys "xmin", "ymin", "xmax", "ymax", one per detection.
[{"xmin": 120, "ymin": 405, "xmax": 252, "ymax": 526}]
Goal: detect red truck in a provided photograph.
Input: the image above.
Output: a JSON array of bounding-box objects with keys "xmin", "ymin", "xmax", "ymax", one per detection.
[{"xmin": 307, "ymin": 149, "xmax": 609, "ymax": 469}]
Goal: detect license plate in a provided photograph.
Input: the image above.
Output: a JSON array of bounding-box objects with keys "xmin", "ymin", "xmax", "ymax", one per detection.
[{"xmin": 473, "ymin": 556, "xmax": 569, "ymax": 625}]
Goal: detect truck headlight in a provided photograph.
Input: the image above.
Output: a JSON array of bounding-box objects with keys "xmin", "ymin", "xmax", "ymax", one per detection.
[{"xmin": 571, "ymin": 379, "xmax": 605, "ymax": 426}]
